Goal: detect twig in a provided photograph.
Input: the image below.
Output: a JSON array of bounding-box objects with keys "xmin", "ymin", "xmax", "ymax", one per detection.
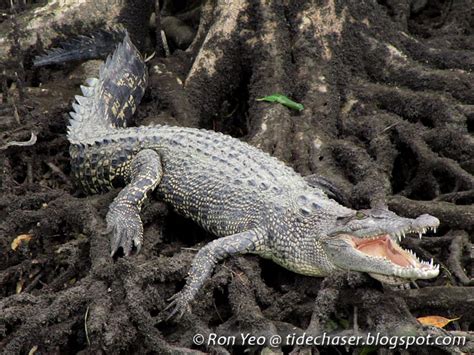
[
  {"xmin": 12, "ymin": 100, "xmax": 20, "ymax": 124},
  {"xmin": 84, "ymin": 306, "xmax": 90, "ymax": 346},
  {"xmin": 155, "ymin": 0, "xmax": 165, "ymax": 57},
  {"xmin": 161, "ymin": 30, "xmax": 170, "ymax": 57},
  {"xmin": 374, "ymin": 121, "xmax": 401, "ymax": 138},
  {"xmin": 0, "ymin": 131, "xmax": 37, "ymax": 150},
  {"xmin": 145, "ymin": 51, "xmax": 156, "ymax": 62}
]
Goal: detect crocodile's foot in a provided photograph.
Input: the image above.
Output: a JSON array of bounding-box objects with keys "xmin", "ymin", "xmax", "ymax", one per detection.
[
  {"xmin": 106, "ymin": 206, "xmax": 144, "ymax": 257},
  {"xmin": 164, "ymin": 291, "xmax": 192, "ymax": 321}
]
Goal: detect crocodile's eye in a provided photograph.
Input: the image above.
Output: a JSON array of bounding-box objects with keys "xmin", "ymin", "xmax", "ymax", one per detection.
[{"xmin": 355, "ymin": 211, "xmax": 366, "ymax": 219}]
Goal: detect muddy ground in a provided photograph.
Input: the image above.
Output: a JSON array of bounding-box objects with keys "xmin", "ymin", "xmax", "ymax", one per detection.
[{"xmin": 0, "ymin": 0, "xmax": 473, "ymax": 354}]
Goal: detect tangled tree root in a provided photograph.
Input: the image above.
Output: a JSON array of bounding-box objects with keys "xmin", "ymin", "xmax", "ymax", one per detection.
[{"xmin": 1, "ymin": 0, "xmax": 473, "ymax": 353}]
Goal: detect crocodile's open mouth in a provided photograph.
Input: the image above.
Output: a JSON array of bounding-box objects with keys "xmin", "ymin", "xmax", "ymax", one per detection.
[
  {"xmin": 350, "ymin": 234, "xmax": 434, "ymax": 270},
  {"xmin": 338, "ymin": 232, "xmax": 440, "ymax": 284},
  {"xmin": 323, "ymin": 229, "xmax": 440, "ymax": 284}
]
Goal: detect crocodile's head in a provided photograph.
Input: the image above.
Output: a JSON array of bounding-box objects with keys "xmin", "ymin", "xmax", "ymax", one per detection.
[{"xmin": 322, "ymin": 208, "xmax": 440, "ymax": 284}]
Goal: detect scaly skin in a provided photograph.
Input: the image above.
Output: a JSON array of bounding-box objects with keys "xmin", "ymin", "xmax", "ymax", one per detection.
[{"xmin": 62, "ymin": 33, "xmax": 440, "ymax": 319}]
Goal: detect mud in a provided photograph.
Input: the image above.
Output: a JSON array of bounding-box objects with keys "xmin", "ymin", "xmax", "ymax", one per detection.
[{"xmin": 1, "ymin": 0, "xmax": 473, "ymax": 354}]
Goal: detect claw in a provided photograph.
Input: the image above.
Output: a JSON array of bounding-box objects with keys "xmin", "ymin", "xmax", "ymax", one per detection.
[
  {"xmin": 135, "ymin": 240, "xmax": 142, "ymax": 254},
  {"xmin": 106, "ymin": 206, "xmax": 144, "ymax": 257},
  {"xmin": 166, "ymin": 293, "xmax": 179, "ymax": 302},
  {"xmin": 109, "ymin": 225, "xmax": 121, "ymax": 257},
  {"xmin": 163, "ymin": 291, "xmax": 191, "ymax": 321},
  {"xmin": 165, "ymin": 302, "xmax": 181, "ymax": 321}
]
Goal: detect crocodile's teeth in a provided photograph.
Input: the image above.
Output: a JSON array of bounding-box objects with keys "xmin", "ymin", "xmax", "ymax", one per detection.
[
  {"xmin": 433, "ymin": 227, "xmax": 437, "ymax": 233},
  {"xmin": 418, "ymin": 232, "xmax": 422, "ymax": 239}
]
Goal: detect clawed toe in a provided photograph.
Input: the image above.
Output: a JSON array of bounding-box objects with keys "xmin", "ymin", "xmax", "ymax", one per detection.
[
  {"xmin": 163, "ymin": 292, "xmax": 190, "ymax": 321},
  {"xmin": 107, "ymin": 218, "xmax": 143, "ymax": 257}
]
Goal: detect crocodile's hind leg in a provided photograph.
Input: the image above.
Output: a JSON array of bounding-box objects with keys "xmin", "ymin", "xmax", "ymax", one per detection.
[
  {"xmin": 107, "ymin": 149, "xmax": 163, "ymax": 256},
  {"xmin": 164, "ymin": 228, "xmax": 267, "ymax": 320}
]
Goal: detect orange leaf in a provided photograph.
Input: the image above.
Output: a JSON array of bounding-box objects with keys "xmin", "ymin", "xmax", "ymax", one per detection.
[
  {"xmin": 11, "ymin": 234, "xmax": 33, "ymax": 251},
  {"xmin": 417, "ymin": 315, "xmax": 460, "ymax": 328}
]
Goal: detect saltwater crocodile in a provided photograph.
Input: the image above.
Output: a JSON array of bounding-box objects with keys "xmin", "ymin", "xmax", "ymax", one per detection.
[{"xmin": 61, "ymin": 33, "xmax": 439, "ymax": 318}]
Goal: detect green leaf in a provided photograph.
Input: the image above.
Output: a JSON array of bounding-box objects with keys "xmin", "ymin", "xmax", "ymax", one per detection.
[{"xmin": 256, "ymin": 94, "xmax": 304, "ymax": 111}]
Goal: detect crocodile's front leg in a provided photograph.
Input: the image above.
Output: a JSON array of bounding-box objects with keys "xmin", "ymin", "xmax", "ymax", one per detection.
[
  {"xmin": 165, "ymin": 228, "xmax": 267, "ymax": 319},
  {"xmin": 107, "ymin": 149, "xmax": 162, "ymax": 256}
]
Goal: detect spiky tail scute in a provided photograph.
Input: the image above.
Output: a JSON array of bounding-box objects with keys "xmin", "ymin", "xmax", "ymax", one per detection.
[{"xmin": 67, "ymin": 31, "xmax": 148, "ymax": 144}]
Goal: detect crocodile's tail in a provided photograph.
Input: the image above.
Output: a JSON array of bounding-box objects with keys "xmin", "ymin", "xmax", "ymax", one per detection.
[
  {"xmin": 67, "ymin": 31, "xmax": 148, "ymax": 144},
  {"xmin": 33, "ymin": 28, "xmax": 126, "ymax": 67}
]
